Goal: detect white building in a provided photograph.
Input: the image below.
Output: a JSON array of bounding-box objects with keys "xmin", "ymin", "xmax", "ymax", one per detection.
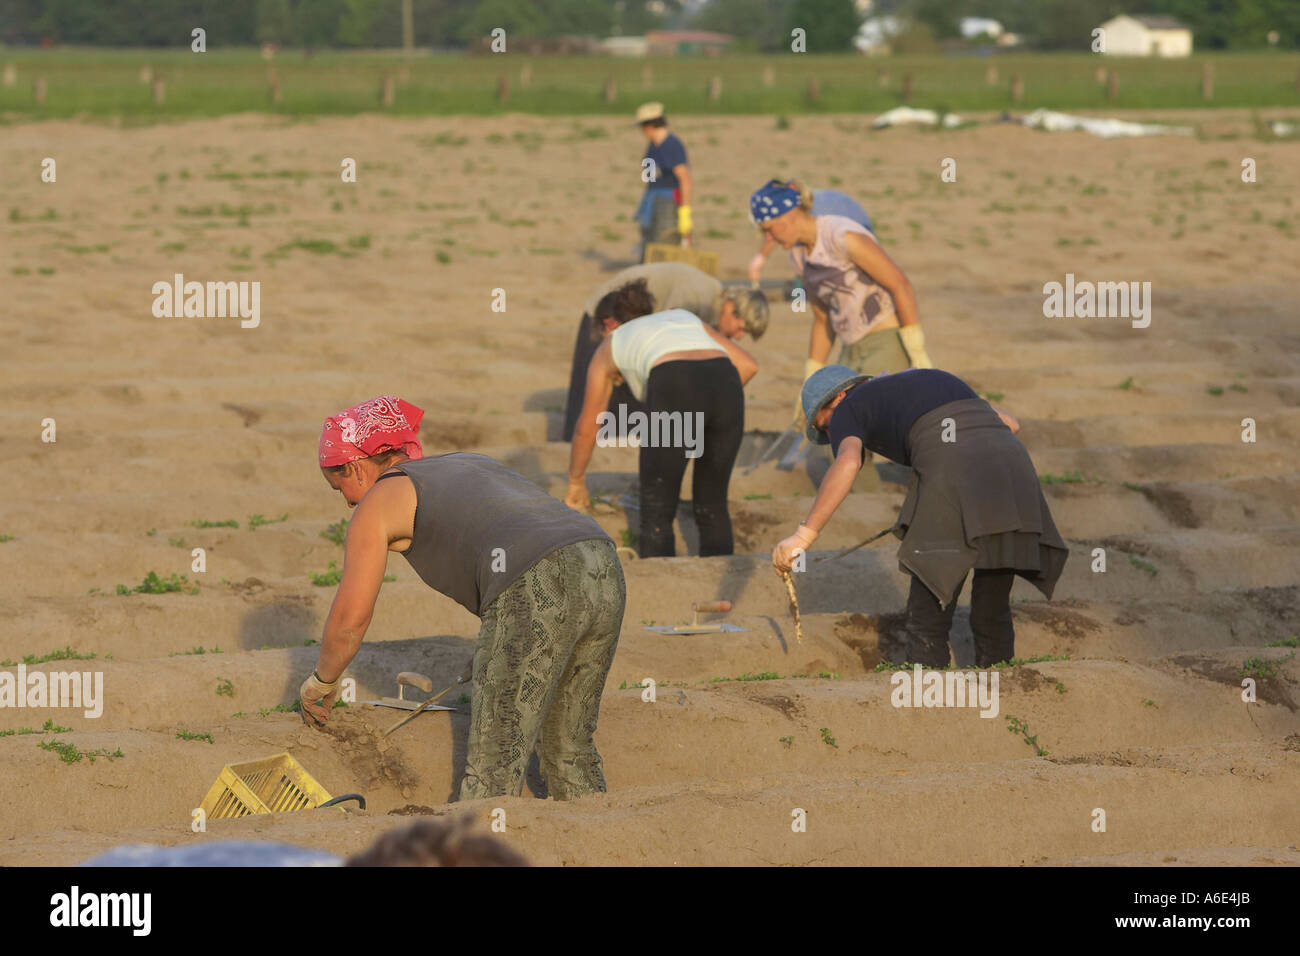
[
  {"xmin": 1098, "ymin": 14, "xmax": 1193, "ymax": 57},
  {"xmin": 960, "ymin": 17, "xmax": 1003, "ymax": 40}
]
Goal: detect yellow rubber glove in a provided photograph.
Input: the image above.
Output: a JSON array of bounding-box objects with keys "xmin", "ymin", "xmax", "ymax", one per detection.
[
  {"xmin": 677, "ymin": 204, "xmax": 693, "ymax": 237},
  {"xmin": 793, "ymin": 357, "xmax": 825, "ymax": 423},
  {"xmin": 898, "ymin": 324, "xmax": 934, "ymax": 369}
]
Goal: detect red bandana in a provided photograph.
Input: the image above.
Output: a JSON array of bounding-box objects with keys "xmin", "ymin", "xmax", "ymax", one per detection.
[{"xmin": 318, "ymin": 396, "xmax": 424, "ymax": 467}]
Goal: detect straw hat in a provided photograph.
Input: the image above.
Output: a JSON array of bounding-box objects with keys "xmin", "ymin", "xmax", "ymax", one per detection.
[{"xmin": 634, "ymin": 102, "xmax": 666, "ymax": 124}]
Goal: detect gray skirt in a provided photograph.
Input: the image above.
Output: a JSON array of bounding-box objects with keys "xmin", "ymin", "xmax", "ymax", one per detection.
[{"xmin": 893, "ymin": 399, "xmax": 1069, "ymax": 608}]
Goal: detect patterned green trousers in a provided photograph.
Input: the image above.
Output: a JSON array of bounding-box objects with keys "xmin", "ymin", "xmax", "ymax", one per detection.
[{"xmin": 459, "ymin": 538, "xmax": 626, "ymax": 801}]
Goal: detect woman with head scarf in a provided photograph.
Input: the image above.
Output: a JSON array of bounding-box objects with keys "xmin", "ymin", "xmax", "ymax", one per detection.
[
  {"xmin": 301, "ymin": 396, "xmax": 626, "ymax": 801},
  {"xmin": 565, "ymin": 279, "xmax": 758, "ymax": 557},
  {"xmin": 771, "ymin": 367, "xmax": 1069, "ymax": 668},
  {"xmin": 746, "ymin": 180, "xmax": 874, "ymax": 284},
  {"xmin": 749, "ymin": 178, "xmax": 934, "ymax": 417}
]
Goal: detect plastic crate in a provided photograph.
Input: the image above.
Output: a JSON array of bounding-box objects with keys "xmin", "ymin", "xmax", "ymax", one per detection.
[{"xmin": 199, "ymin": 752, "xmax": 334, "ymax": 819}]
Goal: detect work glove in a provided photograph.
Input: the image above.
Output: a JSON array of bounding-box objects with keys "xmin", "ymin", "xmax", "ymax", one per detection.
[
  {"xmin": 773, "ymin": 524, "xmax": 819, "ymax": 576},
  {"xmin": 299, "ymin": 670, "xmax": 340, "ymax": 728},
  {"xmin": 898, "ymin": 324, "xmax": 934, "ymax": 369},
  {"xmin": 677, "ymin": 204, "xmax": 693, "ymax": 238}
]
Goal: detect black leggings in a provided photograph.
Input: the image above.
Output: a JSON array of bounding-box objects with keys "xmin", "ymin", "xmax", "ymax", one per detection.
[
  {"xmin": 904, "ymin": 569, "xmax": 1017, "ymax": 668},
  {"xmin": 639, "ymin": 358, "xmax": 743, "ymax": 558}
]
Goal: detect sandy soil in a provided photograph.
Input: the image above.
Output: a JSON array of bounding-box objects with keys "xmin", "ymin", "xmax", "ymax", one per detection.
[{"xmin": 1, "ymin": 110, "xmax": 1298, "ymax": 866}]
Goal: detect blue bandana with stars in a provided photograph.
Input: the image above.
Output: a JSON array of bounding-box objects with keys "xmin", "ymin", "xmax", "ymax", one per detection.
[{"xmin": 749, "ymin": 180, "xmax": 801, "ymax": 223}]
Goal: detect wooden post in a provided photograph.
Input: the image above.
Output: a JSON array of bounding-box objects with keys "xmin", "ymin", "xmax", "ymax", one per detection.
[
  {"xmin": 603, "ymin": 75, "xmax": 616, "ymax": 104},
  {"xmin": 381, "ymin": 72, "xmax": 395, "ymax": 106},
  {"xmin": 807, "ymin": 77, "xmax": 820, "ymax": 103},
  {"xmin": 268, "ymin": 68, "xmax": 282, "ymax": 104},
  {"xmin": 985, "ymin": 63, "xmax": 998, "ymax": 85},
  {"xmin": 33, "ymin": 76, "xmax": 46, "ymax": 105},
  {"xmin": 641, "ymin": 64, "xmax": 652, "ymax": 88},
  {"xmin": 877, "ymin": 69, "xmax": 890, "ymax": 88},
  {"xmin": 401, "ymin": 0, "xmax": 414, "ymax": 55},
  {"xmin": 1010, "ymin": 74, "xmax": 1023, "ymax": 103},
  {"xmin": 1201, "ymin": 63, "xmax": 1213, "ymax": 100},
  {"xmin": 762, "ymin": 64, "xmax": 775, "ymax": 88},
  {"xmin": 495, "ymin": 75, "xmax": 509, "ymax": 104},
  {"xmin": 707, "ymin": 75, "xmax": 722, "ymax": 103},
  {"xmin": 1095, "ymin": 66, "xmax": 1107, "ymax": 84},
  {"xmin": 520, "ymin": 63, "xmax": 532, "ymax": 89},
  {"xmin": 1107, "ymin": 69, "xmax": 1119, "ymax": 100},
  {"xmin": 151, "ymin": 76, "xmax": 166, "ymax": 105},
  {"xmin": 902, "ymin": 73, "xmax": 913, "ymax": 103},
  {"xmin": 2, "ymin": 63, "xmax": 16, "ymax": 88}
]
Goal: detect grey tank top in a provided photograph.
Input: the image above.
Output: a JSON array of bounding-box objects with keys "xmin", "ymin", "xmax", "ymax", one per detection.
[{"xmin": 378, "ymin": 454, "xmax": 609, "ymax": 617}]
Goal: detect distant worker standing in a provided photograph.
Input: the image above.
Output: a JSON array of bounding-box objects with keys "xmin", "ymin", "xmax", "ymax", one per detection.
[{"xmin": 634, "ymin": 102, "xmax": 693, "ymax": 258}]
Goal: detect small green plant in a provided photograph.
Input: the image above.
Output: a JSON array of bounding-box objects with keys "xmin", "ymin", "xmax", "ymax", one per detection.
[
  {"xmin": 1229, "ymin": 382, "xmax": 1247, "ymax": 393},
  {"xmin": 321, "ymin": 518, "xmax": 348, "ymax": 545},
  {"xmin": 818, "ymin": 671, "xmax": 840, "ymax": 680},
  {"xmin": 435, "ymin": 250, "xmax": 451, "ymax": 264},
  {"xmin": 775, "ymin": 115, "xmax": 790, "ymax": 130},
  {"xmin": 18, "ymin": 647, "xmax": 97, "ymax": 665},
  {"xmin": 1039, "ymin": 471, "xmax": 1090, "ymax": 485},
  {"xmin": 248, "ymin": 512, "xmax": 288, "ymax": 530},
  {"xmin": 258, "ymin": 701, "xmax": 300, "ymax": 715},
  {"xmin": 176, "ymin": 729, "xmax": 214, "ymax": 744},
  {"xmin": 1265, "ymin": 636, "xmax": 1298, "ymax": 648},
  {"xmin": 1121, "ymin": 481, "xmax": 1142, "ymax": 491},
  {"xmin": 619, "ymin": 529, "xmax": 638, "ymax": 549},
  {"xmin": 124, "ymin": 571, "xmax": 194, "ymax": 594},
  {"xmin": 742, "ymin": 493, "xmax": 772, "ymax": 500},
  {"xmin": 1129, "ymin": 556, "xmax": 1158, "ymax": 577},
  {"xmin": 171, "ymin": 645, "xmax": 220, "ymax": 656},
  {"xmin": 709, "ymin": 671, "xmax": 782, "ymax": 683},
  {"xmin": 1117, "ymin": 376, "xmax": 1134, "ymax": 390},
  {"xmin": 819, "ymin": 727, "xmax": 838, "ymax": 749},
  {"xmin": 10, "ymin": 719, "xmax": 72, "ymax": 736},
  {"xmin": 1206, "ymin": 384, "xmax": 1224, "ymax": 396},
  {"xmin": 779, "ymin": 735, "xmax": 794, "ymax": 747},
  {"xmin": 1144, "ymin": 699, "xmax": 1156, "ymax": 707},
  {"xmin": 1055, "ymin": 682, "xmax": 1067, "ymax": 694},
  {"xmin": 168, "ymin": 536, "xmax": 187, "ymax": 548},
  {"xmin": 1240, "ymin": 652, "xmax": 1295, "ymax": 680},
  {"xmin": 215, "ymin": 677, "xmax": 235, "ymax": 697},
  {"xmin": 1005, "ymin": 715, "xmax": 1048, "ymax": 756},
  {"xmin": 40, "ymin": 740, "xmax": 124, "ymax": 764},
  {"xmin": 981, "ymin": 391, "xmax": 1004, "ymax": 402},
  {"xmin": 309, "ymin": 562, "xmax": 343, "ymax": 587},
  {"xmin": 457, "ymin": 693, "xmax": 470, "ymax": 705},
  {"xmin": 145, "ymin": 528, "xmax": 157, "ymax": 537},
  {"xmin": 191, "ymin": 518, "xmax": 238, "ymax": 529}
]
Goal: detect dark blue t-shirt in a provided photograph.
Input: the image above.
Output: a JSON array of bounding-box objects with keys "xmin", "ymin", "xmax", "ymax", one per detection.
[
  {"xmin": 644, "ymin": 133, "xmax": 688, "ymax": 192},
  {"xmin": 828, "ymin": 368, "xmax": 979, "ymax": 466}
]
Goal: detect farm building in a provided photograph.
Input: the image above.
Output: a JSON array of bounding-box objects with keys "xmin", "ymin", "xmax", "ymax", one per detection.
[{"xmin": 1098, "ymin": 14, "xmax": 1193, "ymax": 57}]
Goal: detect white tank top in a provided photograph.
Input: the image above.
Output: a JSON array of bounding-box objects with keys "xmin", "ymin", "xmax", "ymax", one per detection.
[{"xmin": 609, "ymin": 309, "xmax": 727, "ymax": 402}]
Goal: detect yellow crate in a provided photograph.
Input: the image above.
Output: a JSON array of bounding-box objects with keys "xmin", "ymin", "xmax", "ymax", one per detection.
[
  {"xmin": 643, "ymin": 243, "xmax": 720, "ymax": 277},
  {"xmin": 199, "ymin": 752, "xmax": 334, "ymax": 819}
]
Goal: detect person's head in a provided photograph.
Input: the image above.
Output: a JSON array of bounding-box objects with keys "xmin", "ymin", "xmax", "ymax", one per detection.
[
  {"xmin": 801, "ymin": 364, "xmax": 872, "ymax": 444},
  {"xmin": 749, "ymin": 178, "xmax": 815, "ymax": 250},
  {"xmin": 593, "ymin": 278, "xmax": 656, "ymax": 336},
  {"xmin": 345, "ymin": 817, "xmax": 529, "ymax": 867},
  {"xmin": 318, "ymin": 396, "xmax": 424, "ymax": 508},
  {"xmin": 635, "ymin": 101, "xmax": 668, "ymax": 142},
  {"xmin": 718, "ymin": 290, "xmax": 770, "ymax": 341}
]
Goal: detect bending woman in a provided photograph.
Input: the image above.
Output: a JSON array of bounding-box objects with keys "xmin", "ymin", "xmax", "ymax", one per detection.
[
  {"xmin": 566, "ymin": 280, "xmax": 758, "ymax": 557},
  {"xmin": 300, "ymin": 396, "xmax": 625, "ymax": 801},
  {"xmin": 749, "ymin": 178, "xmax": 934, "ymax": 400},
  {"xmin": 747, "ymin": 181, "xmax": 874, "ymax": 284},
  {"xmin": 771, "ymin": 367, "xmax": 1069, "ymax": 668}
]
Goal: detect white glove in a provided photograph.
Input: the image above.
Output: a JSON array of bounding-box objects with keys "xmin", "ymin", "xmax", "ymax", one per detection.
[{"xmin": 898, "ymin": 324, "xmax": 934, "ymax": 369}]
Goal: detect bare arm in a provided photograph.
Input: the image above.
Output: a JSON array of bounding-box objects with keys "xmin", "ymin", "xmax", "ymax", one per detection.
[
  {"xmin": 568, "ymin": 339, "xmax": 618, "ymax": 487},
  {"xmin": 314, "ymin": 492, "xmax": 393, "ymax": 683},
  {"xmin": 991, "ymin": 404, "xmax": 1020, "ymax": 434},
  {"xmin": 844, "ymin": 231, "xmax": 920, "ymax": 327},
  {"xmin": 672, "ymin": 164, "xmax": 692, "ymax": 207},
  {"xmin": 802, "ymin": 437, "xmax": 863, "ymax": 533},
  {"xmin": 809, "ymin": 302, "xmax": 834, "ymax": 364},
  {"xmin": 702, "ymin": 322, "xmax": 758, "ymax": 386}
]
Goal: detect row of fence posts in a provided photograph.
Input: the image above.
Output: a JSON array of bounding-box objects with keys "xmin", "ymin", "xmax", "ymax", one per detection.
[{"xmin": 1, "ymin": 61, "xmax": 1291, "ymax": 108}]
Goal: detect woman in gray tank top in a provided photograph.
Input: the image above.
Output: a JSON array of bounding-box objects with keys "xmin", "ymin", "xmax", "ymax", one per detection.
[{"xmin": 299, "ymin": 396, "xmax": 627, "ymax": 802}]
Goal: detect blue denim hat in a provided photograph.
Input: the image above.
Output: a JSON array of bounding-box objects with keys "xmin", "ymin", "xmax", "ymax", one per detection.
[{"xmin": 802, "ymin": 364, "xmax": 872, "ymax": 444}]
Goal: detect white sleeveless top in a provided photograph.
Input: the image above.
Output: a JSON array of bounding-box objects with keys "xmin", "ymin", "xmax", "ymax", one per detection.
[{"xmin": 609, "ymin": 308, "xmax": 727, "ymax": 401}]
